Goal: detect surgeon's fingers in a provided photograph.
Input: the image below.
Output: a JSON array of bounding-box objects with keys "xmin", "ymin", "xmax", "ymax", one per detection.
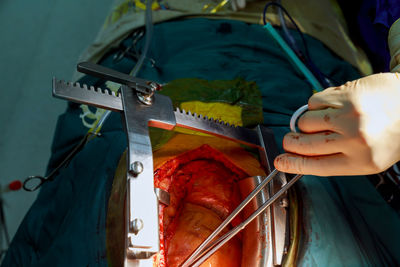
[
  {"xmin": 307, "ymin": 87, "xmax": 344, "ymax": 110},
  {"xmin": 274, "ymin": 153, "xmax": 349, "ymax": 176},
  {"xmin": 283, "ymin": 132, "xmax": 343, "ymax": 156},
  {"xmin": 297, "ymin": 108, "xmax": 343, "ymax": 134}
]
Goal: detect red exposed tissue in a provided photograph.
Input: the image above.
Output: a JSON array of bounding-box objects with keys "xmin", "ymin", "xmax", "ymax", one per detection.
[{"xmin": 154, "ymin": 144, "xmax": 248, "ymax": 267}]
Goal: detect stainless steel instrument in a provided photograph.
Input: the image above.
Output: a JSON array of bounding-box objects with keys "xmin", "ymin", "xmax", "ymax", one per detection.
[
  {"xmin": 53, "ymin": 62, "xmax": 296, "ymax": 266},
  {"xmin": 182, "ymin": 170, "xmax": 302, "ymax": 267}
]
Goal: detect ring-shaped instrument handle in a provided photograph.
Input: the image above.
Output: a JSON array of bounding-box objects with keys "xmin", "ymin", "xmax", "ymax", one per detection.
[
  {"xmin": 23, "ymin": 175, "xmax": 47, "ymax": 192},
  {"xmin": 289, "ymin": 104, "xmax": 308, "ymax": 133}
]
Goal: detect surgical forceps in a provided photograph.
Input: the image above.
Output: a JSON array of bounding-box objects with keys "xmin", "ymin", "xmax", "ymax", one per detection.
[
  {"xmin": 181, "ymin": 104, "xmax": 309, "ymax": 267},
  {"xmin": 22, "ymin": 132, "xmax": 98, "ymax": 191}
]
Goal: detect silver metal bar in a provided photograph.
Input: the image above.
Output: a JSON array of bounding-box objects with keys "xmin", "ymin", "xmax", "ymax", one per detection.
[
  {"xmin": 180, "ymin": 171, "xmax": 277, "ymax": 267},
  {"xmin": 121, "ymin": 85, "xmax": 176, "ymax": 260},
  {"xmin": 52, "ymin": 79, "xmax": 262, "ymax": 148},
  {"xmin": 270, "ymin": 170, "xmax": 289, "ymax": 265},
  {"xmin": 188, "ymin": 173, "xmax": 303, "ymax": 267},
  {"xmin": 174, "ymin": 108, "xmax": 261, "ymax": 149},
  {"xmin": 255, "ymin": 125, "xmax": 289, "ymax": 266},
  {"xmin": 52, "ymin": 78, "xmax": 123, "ymax": 111},
  {"xmin": 77, "ymin": 62, "xmax": 158, "ymax": 95}
]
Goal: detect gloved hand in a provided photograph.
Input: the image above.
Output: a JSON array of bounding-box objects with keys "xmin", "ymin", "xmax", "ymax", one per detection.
[
  {"xmin": 231, "ymin": 0, "xmax": 246, "ymax": 11},
  {"xmin": 274, "ymin": 73, "xmax": 400, "ymax": 176}
]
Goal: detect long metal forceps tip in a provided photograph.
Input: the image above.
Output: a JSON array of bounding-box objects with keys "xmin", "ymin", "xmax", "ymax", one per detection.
[{"xmin": 181, "ymin": 170, "xmax": 303, "ymax": 267}]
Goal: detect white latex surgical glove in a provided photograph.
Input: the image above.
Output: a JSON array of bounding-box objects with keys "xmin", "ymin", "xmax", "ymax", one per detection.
[{"xmin": 274, "ymin": 73, "xmax": 400, "ymax": 176}]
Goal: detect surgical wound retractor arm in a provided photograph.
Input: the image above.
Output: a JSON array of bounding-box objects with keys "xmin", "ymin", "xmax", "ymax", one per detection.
[{"xmin": 52, "ymin": 62, "xmax": 291, "ymax": 265}]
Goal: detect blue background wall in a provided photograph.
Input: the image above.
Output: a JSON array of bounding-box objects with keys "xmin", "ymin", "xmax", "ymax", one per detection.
[{"xmin": 0, "ymin": 0, "xmax": 113, "ymax": 260}]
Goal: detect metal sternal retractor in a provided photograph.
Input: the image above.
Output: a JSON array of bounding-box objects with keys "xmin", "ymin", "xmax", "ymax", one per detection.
[
  {"xmin": 53, "ymin": 62, "xmax": 308, "ymax": 266},
  {"xmin": 181, "ymin": 105, "xmax": 308, "ymax": 267}
]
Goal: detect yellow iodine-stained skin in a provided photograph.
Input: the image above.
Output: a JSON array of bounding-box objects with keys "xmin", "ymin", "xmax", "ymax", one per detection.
[{"xmin": 153, "ymin": 133, "xmax": 266, "ymax": 177}]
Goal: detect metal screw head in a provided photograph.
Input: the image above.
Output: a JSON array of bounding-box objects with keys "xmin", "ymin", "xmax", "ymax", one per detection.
[
  {"xmin": 137, "ymin": 92, "xmax": 153, "ymax": 105},
  {"xmin": 130, "ymin": 161, "xmax": 144, "ymax": 175},
  {"xmin": 130, "ymin": 218, "xmax": 144, "ymax": 235}
]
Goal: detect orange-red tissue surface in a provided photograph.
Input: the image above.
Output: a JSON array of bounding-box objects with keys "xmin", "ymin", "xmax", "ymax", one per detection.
[{"xmin": 154, "ymin": 144, "xmax": 248, "ymax": 267}]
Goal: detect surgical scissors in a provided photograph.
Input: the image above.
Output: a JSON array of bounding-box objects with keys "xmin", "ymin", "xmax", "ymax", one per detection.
[{"xmin": 22, "ymin": 132, "xmax": 98, "ymax": 192}]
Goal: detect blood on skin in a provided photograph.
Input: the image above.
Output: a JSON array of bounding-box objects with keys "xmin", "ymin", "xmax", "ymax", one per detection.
[
  {"xmin": 275, "ymin": 155, "xmax": 292, "ymax": 171},
  {"xmin": 154, "ymin": 144, "xmax": 248, "ymax": 267},
  {"xmin": 291, "ymin": 135, "xmax": 300, "ymax": 140}
]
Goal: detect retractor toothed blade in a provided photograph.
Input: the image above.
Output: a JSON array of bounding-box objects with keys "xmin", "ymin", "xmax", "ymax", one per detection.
[
  {"xmin": 173, "ymin": 108, "xmax": 261, "ymax": 148},
  {"xmin": 53, "ymin": 79, "xmax": 261, "ymax": 148},
  {"xmin": 52, "ymin": 78, "xmax": 123, "ymax": 111}
]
